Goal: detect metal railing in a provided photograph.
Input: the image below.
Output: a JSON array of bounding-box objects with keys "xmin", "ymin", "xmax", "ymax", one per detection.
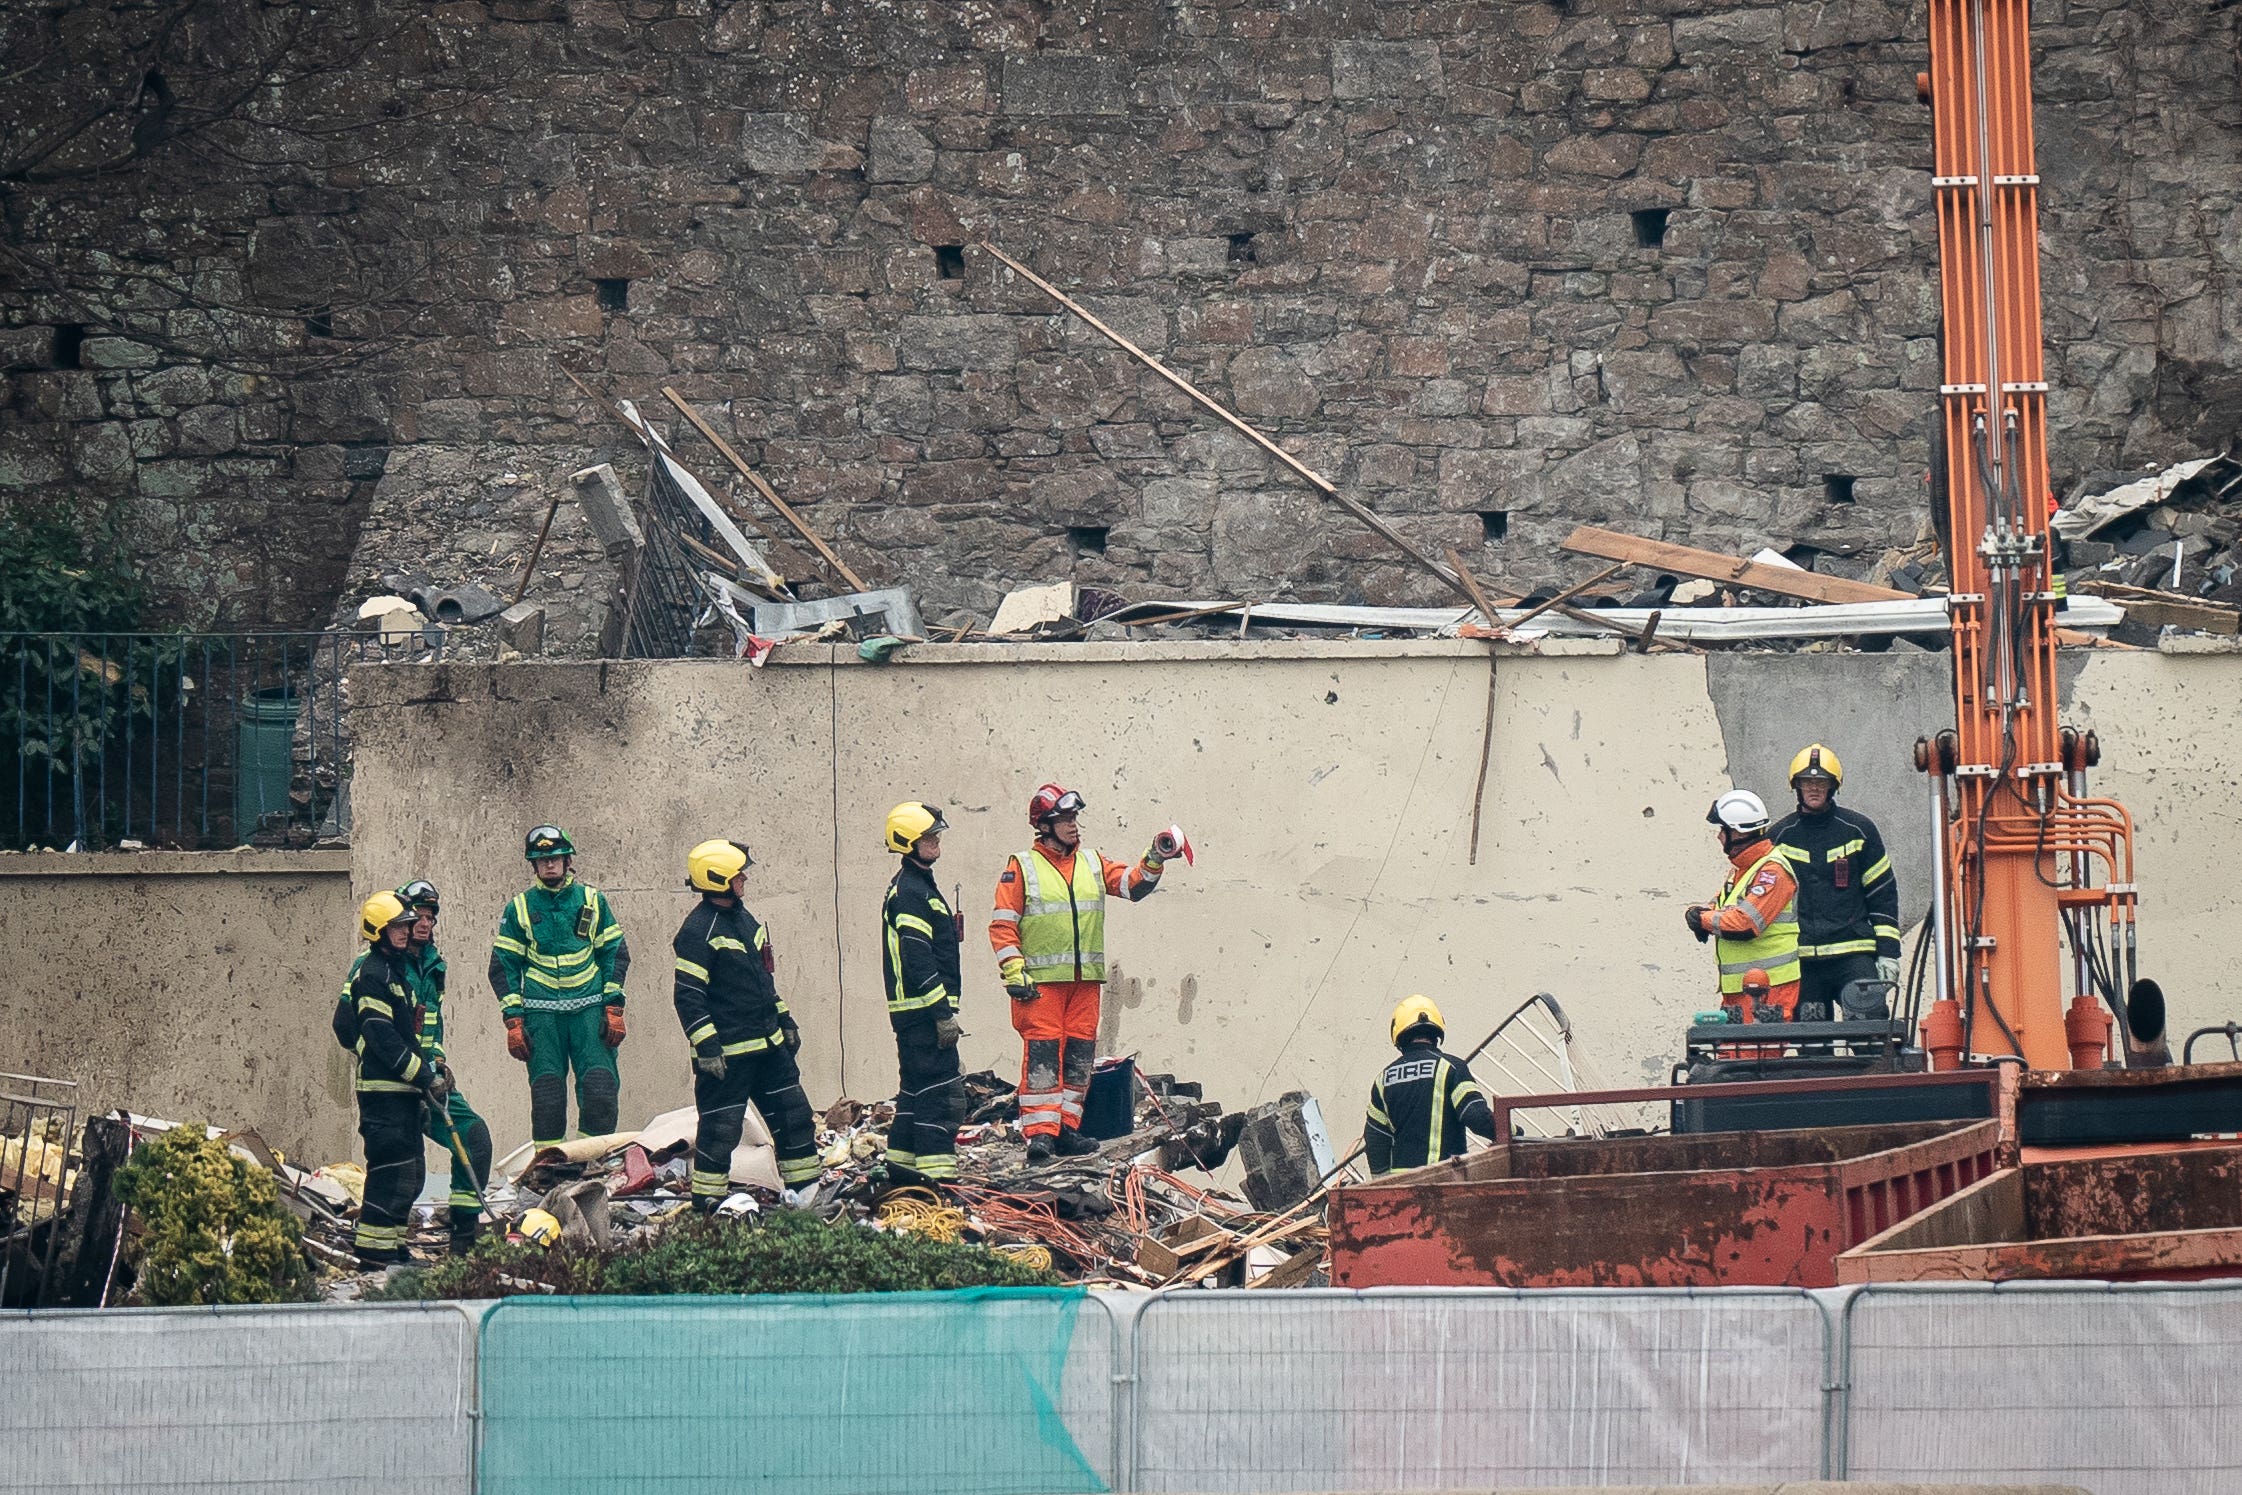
[
  {"xmin": 0, "ymin": 1073, "xmax": 79, "ymax": 1309},
  {"xmin": 0, "ymin": 630, "xmax": 433, "ymax": 851},
  {"xmin": 631, "ymin": 452, "xmax": 726, "ymax": 657}
]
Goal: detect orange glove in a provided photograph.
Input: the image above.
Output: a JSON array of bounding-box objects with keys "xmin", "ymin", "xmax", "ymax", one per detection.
[
  {"xmin": 601, "ymin": 1005, "xmax": 627, "ymax": 1048},
  {"xmin": 504, "ymin": 1016, "xmax": 532, "ymax": 1062}
]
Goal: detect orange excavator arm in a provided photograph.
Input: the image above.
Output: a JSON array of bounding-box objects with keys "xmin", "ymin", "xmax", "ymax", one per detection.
[{"xmin": 1916, "ymin": 0, "xmax": 2139, "ymax": 1072}]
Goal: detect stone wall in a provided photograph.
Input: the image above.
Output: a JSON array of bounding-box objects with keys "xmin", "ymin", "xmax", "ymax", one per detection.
[{"xmin": 4, "ymin": 0, "xmax": 2239, "ymax": 631}]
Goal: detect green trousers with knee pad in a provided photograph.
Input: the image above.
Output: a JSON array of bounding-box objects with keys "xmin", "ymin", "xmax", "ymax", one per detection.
[{"xmin": 524, "ymin": 1004, "xmax": 619, "ymax": 1146}]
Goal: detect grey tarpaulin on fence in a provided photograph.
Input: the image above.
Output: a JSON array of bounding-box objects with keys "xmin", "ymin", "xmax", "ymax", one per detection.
[
  {"xmin": 0, "ymin": 1303, "xmax": 478, "ymax": 1493},
  {"xmin": 1125, "ymin": 1288, "xmax": 1828, "ymax": 1492},
  {"xmin": 1841, "ymin": 1281, "xmax": 2242, "ymax": 1494}
]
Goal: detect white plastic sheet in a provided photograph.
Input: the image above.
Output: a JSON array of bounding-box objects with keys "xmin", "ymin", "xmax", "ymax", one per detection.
[
  {"xmin": 0, "ymin": 1303, "xmax": 478, "ymax": 1494},
  {"xmin": 1129, "ymin": 1288, "xmax": 1828, "ymax": 1492},
  {"xmin": 1844, "ymin": 1282, "xmax": 2242, "ymax": 1494}
]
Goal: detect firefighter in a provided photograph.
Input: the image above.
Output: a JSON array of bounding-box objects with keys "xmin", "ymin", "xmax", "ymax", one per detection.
[
  {"xmin": 394, "ymin": 879, "xmax": 491, "ymax": 1254},
  {"xmin": 1771, "ymin": 744, "xmax": 1902, "ymax": 1020},
  {"xmin": 1685, "ymin": 789, "xmax": 1803, "ymax": 1019},
  {"xmin": 489, "ymin": 825, "xmax": 630, "ymax": 1150},
  {"xmin": 881, "ymin": 802, "xmax": 965, "ymax": 1186},
  {"xmin": 1363, "ymin": 996, "xmax": 1500, "ymax": 1175},
  {"xmin": 672, "ymin": 838, "xmax": 821, "ymax": 1210},
  {"xmin": 989, "ymin": 783, "xmax": 1172, "ymax": 1163},
  {"xmin": 342, "ymin": 891, "xmax": 446, "ymax": 1268}
]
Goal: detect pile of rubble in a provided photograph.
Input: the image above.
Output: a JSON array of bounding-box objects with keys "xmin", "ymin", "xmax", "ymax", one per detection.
[
  {"xmin": 285, "ymin": 1062, "xmax": 1340, "ymax": 1297},
  {"xmin": 2053, "ymin": 450, "xmax": 2242, "ymax": 643},
  {"xmin": 1863, "ymin": 450, "xmax": 2242, "ymax": 646}
]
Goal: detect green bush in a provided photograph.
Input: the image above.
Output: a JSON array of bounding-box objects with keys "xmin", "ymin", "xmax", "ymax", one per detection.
[
  {"xmin": 111, "ymin": 1124, "xmax": 318, "ymax": 1306},
  {"xmin": 371, "ymin": 1210, "xmax": 1060, "ymax": 1301}
]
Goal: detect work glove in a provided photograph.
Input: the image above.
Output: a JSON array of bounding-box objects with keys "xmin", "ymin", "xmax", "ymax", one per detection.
[
  {"xmin": 1684, "ymin": 905, "xmax": 1711, "ymax": 943},
  {"xmin": 504, "ymin": 1016, "xmax": 532, "ymax": 1062},
  {"xmin": 933, "ymin": 1014, "xmax": 964, "ymax": 1050},
  {"xmin": 1876, "ymin": 956, "xmax": 1902, "ymax": 987},
  {"xmin": 1142, "ymin": 842, "xmax": 1167, "ymax": 873},
  {"xmin": 779, "ymin": 1018, "xmax": 801, "ymax": 1055},
  {"xmin": 694, "ymin": 1044, "xmax": 727, "ymax": 1080},
  {"xmin": 1000, "ymin": 957, "xmax": 1036, "ymax": 1002},
  {"xmin": 426, "ymin": 1062, "xmax": 455, "ymax": 1105},
  {"xmin": 601, "ymin": 1004, "xmax": 627, "ymax": 1048}
]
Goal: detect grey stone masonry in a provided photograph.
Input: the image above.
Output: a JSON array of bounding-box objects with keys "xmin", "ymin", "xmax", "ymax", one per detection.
[{"xmin": 2, "ymin": 0, "xmax": 2238, "ymax": 626}]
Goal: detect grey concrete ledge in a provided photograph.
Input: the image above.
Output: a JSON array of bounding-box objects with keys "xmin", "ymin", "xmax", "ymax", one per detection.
[
  {"xmin": 0, "ymin": 849, "xmax": 351, "ymax": 877},
  {"xmin": 764, "ymin": 637, "xmax": 1631, "ymax": 666}
]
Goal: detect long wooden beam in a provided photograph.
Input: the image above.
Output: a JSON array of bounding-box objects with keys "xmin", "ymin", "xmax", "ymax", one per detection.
[
  {"xmin": 661, "ymin": 386, "xmax": 870, "ymax": 594},
  {"xmin": 980, "ymin": 240, "xmax": 1482, "ymax": 613},
  {"xmin": 1561, "ymin": 525, "xmax": 1909, "ymax": 605}
]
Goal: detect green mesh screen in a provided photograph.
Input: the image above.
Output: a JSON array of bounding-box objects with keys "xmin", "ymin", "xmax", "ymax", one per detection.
[{"xmin": 478, "ymin": 1287, "xmax": 1111, "ymax": 1494}]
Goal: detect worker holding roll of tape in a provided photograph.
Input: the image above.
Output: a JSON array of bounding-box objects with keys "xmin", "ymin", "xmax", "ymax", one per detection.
[{"xmin": 989, "ymin": 784, "xmax": 1184, "ymax": 1163}]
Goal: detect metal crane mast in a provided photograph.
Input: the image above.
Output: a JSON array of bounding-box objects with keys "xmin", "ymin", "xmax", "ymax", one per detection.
[{"xmin": 1917, "ymin": 0, "xmax": 2142, "ymax": 1071}]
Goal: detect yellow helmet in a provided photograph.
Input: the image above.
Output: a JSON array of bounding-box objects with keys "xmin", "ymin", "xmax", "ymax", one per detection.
[
  {"xmin": 687, "ymin": 838, "xmax": 753, "ymax": 893},
  {"xmin": 1390, "ymin": 994, "xmax": 1445, "ymax": 1046},
  {"xmin": 358, "ymin": 890, "xmax": 413, "ymax": 944},
  {"xmin": 883, "ymin": 801, "xmax": 949, "ymax": 855},
  {"xmin": 1788, "ymin": 743, "xmax": 1843, "ymax": 789},
  {"xmin": 519, "ymin": 1208, "xmax": 561, "ymax": 1247}
]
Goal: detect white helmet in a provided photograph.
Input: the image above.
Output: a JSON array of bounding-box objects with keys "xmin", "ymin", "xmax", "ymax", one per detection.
[{"xmin": 1707, "ymin": 789, "xmax": 1771, "ymax": 836}]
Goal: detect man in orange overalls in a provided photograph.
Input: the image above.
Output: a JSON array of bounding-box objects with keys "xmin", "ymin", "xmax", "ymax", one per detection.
[
  {"xmin": 989, "ymin": 783, "xmax": 1171, "ymax": 1162},
  {"xmin": 1685, "ymin": 788, "xmax": 1803, "ymax": 1019}
]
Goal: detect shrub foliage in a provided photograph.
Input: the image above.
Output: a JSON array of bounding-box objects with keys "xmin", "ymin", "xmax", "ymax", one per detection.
[
  {"xmin": 372, "ymin": 1209, "xmax": 1060, "ymax": 1301},
  {"xmin": 112, "ymin": 1124, "xmax": 318, "ymax": 1306}
]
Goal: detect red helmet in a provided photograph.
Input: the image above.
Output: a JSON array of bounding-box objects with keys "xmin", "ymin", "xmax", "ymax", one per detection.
[{"xmin": 1028, "ymin": 783, "xmax": 1085, "ymax": 829}]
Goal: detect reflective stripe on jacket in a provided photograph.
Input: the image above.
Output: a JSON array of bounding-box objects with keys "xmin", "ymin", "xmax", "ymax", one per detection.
[
  {"xmin": 672, "ymin": 897, "xmax": 789, "ymax": 1056},
  {"xmin": 1017, "ymin": 844, "xmax": 1109, "ymax": 983},
  {"xmin": 1771, "ymin": 803, "xmax": 1902, "ymax": 961},
  {"xmin": 350, "ymin": 945, "xmax": 427, "ymax": 1095},
  {"xmin": 1364, "ymin": 1042, "xmax": 1498, "ymax": 1175},
  {"xmin": 884, "ymin": 858, "xmax": 961, "ymax": 1024},
  {"xmin": 1713, "ymin": 843, "xmax": 1801, "ymax": 996},
  {"xmin": 490, "ymin": 878, "xmax": 628, "ymax": 1015}
]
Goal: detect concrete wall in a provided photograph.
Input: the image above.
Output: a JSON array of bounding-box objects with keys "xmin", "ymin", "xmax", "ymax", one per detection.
[
  {"xmin": 340, "ymin": 646, "xmax": 2242, "ymax": 1157},
  {"xmin": 0, "ymin": 850, "xmax": 357, "ymax": 1162}
]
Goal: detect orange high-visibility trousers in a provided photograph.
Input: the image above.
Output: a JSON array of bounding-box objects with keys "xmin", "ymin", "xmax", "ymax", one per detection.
[{"xmin": 1011, "ymin": 979, "xmax": 1101, "ymax": 1138}]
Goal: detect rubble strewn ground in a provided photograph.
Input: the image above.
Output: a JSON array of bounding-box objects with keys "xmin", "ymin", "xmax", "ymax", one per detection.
[{"xmin": 4, "ymin": 1062, "xmax": 1333, "ymax": 1307}]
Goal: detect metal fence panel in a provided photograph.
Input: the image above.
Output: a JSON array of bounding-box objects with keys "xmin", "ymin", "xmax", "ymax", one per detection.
[
  {"xmin": 1130, "ymin": 1287, "xmax": 1828, "ymax": 1492},
  {"xmin": 479, "ymin": 1287, "xmax": 1120, "ymax": 1495},
  {"xmin": 0, "ymin": 1303, "xmax": 477, "ymax": 1493},
  {"xmin": 1844, "ymin": 1281, "xmax": 2242, "ymax": 1494}
]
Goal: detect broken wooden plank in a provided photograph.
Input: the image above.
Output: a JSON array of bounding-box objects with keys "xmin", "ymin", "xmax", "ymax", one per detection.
[
  {"xmin": 1507, "ymin": 561, "xmax": 1631, "ymax": 629},
  {"xmin": 660, "ymin": 387, "xmax": 872, "ymax": 594},
  {"xmin": 1562, "ymin": 525, "xmax": 1910, "ymax": 606},
  {"xmin": 2077, "ymin": 581, "xmax": 2241, "ymax": 636},
  {"xmin": 1441, "ymin": 547, "xmax": 1506, "ymax": 626},
  {"xmin": 981, "ymin": 240, "xmax": 1484, "ymax": 613},
  {"xmin": 1245, "ymin": 1240, "xmax": 1327, "ymax": 1290}
]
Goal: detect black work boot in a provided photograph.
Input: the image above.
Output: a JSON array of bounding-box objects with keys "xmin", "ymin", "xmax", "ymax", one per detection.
[
  {"xmin": 1054, "ymin": 1127, "xmax": 1098, "ymax": 1157},
  {"xmin": 1025, "ymin": 1135, "xmax": 1056, "ymax": 1163}
]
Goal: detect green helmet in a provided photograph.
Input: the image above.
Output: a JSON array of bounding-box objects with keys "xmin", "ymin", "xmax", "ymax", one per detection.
[{"xmin": 523, "ymin": 824, "xmax": 576, "ymax": 861}]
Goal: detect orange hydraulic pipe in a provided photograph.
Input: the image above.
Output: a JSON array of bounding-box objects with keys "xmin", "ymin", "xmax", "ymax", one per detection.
[{"xmin": 1924, "ymin": 0, "xmax": 2070, "ymax": 1067}]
